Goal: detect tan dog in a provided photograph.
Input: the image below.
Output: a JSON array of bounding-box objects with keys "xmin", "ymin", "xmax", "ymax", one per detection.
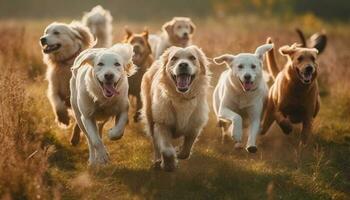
[
  {"xmin": 149, "ymin": 17, "xmax": 195, "ymax": 59},
  {"xmin": 261, "ymin": 38, "xmax": 320, "ymax": 144},
  {"xmin": 124, "ymin": 29, "xmax": 153, "ymax": 122},
  {"xmin": 141, "ymin": 45, "xmax": 210, "ymax": 171},
  {"xmin": 39, "ymin": 21, "xmax": 94, "ymax": 145},
  {"xmin": 82, "ymin": 5, "xmax": 113, "ymax": 48}
]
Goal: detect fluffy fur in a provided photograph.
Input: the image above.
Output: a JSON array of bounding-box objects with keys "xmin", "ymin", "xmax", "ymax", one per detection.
[
  {"xmin": 123, "ymin": 29, "xmax": 154, "ymax": 122},
  {"xmin": 82, "ymin": 5, "xmax": 113, "ymax": 48},
  {"xmin": 141, "ymin": 45, "xmax": 211, "ymax": 171},
  {"xmin": 39, "ymin": 21, "xmax": 94, "ymax": 145},
  {"xmin": 261, "ymin": 38, "xmax": 320, "ymax": 145},
  {"xmin": 213, "ymin": 43, "xmax": 273, "ymax": 153},
  {"xmin": 149, "ymin": 17, "xmax": 195, "ymax": 59},
  {"xmin": 70, "ymin": 43, "xmax": 136, "ymax": 165}
]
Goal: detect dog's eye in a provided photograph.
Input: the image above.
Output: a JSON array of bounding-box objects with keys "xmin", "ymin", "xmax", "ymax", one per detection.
[
  {"xmin": 310, "ymin": 56, "xmax": 315, "ymax": 62},
  {"xmin": 189, "ymin": 55, "xmax": 196, "ymax": 61},
  {"xmin": 53, "ymin": 31, "xmax": 60, "ymax": 35},
  {"xmin": 251, "ymin": 64, "xmax": 256, "ymax": 69},
  {"xmin": 171, "ymin": 56, "xmax": 178, "ymax": 61},
  {"xmin": 97, "ymin": 62, "xmax": 104, "ymax": 66},
  {"xmin": 297, "ymin": 56, "xmax": 304, "ymax": 62},
  {"xmin": 238, "ymin": 64, "xmax": 243, "ymax": 69},
  {"xmin": 114, "ymin": 62, "xmax": 120, "ymax": 67}
]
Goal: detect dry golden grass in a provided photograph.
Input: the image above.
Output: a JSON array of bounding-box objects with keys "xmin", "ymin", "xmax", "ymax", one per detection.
[{"xmin": 0, "ymin": 17, "xmax": 349, "ymax": 199}]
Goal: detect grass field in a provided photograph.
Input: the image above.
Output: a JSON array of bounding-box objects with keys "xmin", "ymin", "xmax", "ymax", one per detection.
[{"xmin": 0, "ymin": 17, "xmax": 349, "ymax": 200}]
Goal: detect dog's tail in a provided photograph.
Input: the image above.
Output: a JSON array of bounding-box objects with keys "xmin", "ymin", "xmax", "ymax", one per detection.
[
  {"xmin": 296, "ymin": 28, "xmax": 327, "ymax": 54},
  {"xmin": 265, "ymin": 37, "xmax": 280, "ymax": 80}
]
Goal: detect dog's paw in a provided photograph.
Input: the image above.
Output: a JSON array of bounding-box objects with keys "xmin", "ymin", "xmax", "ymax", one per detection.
[
  {"xmin": 56, "ymin": 110, "xmax": 70, "ymax": 127},
  {"xmin": 279, "ymin": 119, "xmax": 293, "ymax": 134},
  {"xmin": 246, "ymin": 146, "xmax": 258, "ymax": 153},
  {"xmin": 221, "ymin": 134, "xmax": 231, "ymax": 144},
  {"xmin": 234, "ymin": 142, "xmax": 243, "ymax": 149},
  {"xmin": 95, "ymin": 146, "xmax": 110, "ymax": 165},
  {"xmin": 108, "ymin": 127, "xmax": 124, "ymax": 140},
  {"xmin": 161, "ymin": 151, "xmax": 177, "ymax": 172},
  {"xmin": 151, "ymin": 160, "xmax": 162, "ymax": 170},
  {"xmin": 176, "ymin": 149, "xmax": 191, "ymax": 160}
]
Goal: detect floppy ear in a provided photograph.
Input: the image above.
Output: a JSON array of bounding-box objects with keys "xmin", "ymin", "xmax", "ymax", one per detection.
[
  {"xmin": 72, "ymin": 48, "xmax": 99, "ymax": 75},
  {"xmin": 69, "ymin": 21, "xmax": 94, "ymax": 48},
  {"xmin": 111, "ymin": 43, "xmax": 137, "ymax": 77},
  {"xmin": 191, "ymin": 46, "xmax": 210, "ymax": 75},
  {"xmin": 189, "ymin": 20, "xmax": 196, "ymax": 34},
  {"xmin": 162, "ymin": 19, "xmax": 174, "ymax": 35},
  {"xmin": 255, "ymin": 43, "xmax": 274, "ymax": 60},
  {"xmin": 213, "ymin": 54, "xmax": 235, "ymax": 67}
]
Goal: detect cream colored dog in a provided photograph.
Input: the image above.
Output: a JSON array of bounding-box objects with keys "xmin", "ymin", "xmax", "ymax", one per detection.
[
  {"xmin": 149, "ymin": 17, "xmax": 195, "ymax": 59},
  {"xmin": 70, "ymin": 43, "xmax": 136, "ymax": 165},
  {"xmin": 213, "ymin": 43, "xmax": 273, "ymax": 153},
  {"xmin": 39, "ymin": 21, "xmax": 94, "ymax": 145},
  {"xmin": 141, "ymin": 45, "xmax": 210, "ymax": 171},
  {"xmin": 82, "ymin": 5, "xmax": 113, "ymax": 48}
]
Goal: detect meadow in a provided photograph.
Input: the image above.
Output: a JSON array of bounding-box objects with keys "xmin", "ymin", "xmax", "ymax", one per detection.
[{"xmin": 0, "ymin": 16, "xmax": 349, "ymax": 199}]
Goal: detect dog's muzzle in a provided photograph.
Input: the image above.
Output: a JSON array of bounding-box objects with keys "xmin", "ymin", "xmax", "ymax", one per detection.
[
  {"xmin": 299, "ymin": 65, "xmax": 315, "ymax": 84},
  {"xmin": 171, "ymin": 62, "xmax": 195, "ymax": 93}
]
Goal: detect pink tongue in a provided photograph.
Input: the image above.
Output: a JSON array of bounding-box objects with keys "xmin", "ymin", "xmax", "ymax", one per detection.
[
  {"xmin": 103, "ymin": 83, "xmax": 118, "ymax": 97},
  {"xmin": 176, "ymin": 75, "xmax": 191, "ymax": 89},
  {"xmin": 243, "ymin": 82, "xmax": 254, "ymax": 91}
]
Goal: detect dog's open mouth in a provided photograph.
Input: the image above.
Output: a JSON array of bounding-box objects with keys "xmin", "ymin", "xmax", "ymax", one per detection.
[
  {"xmin": 42, "ymin": 44, "xmax": 61, "ymax": 54},
  {"xmin": 240, "ymin": 80, "xmax": 255, "ymax": 91},
  {"xmin": 99, "ymin": 79, "xmax": 120, "ymax": 98},
  {"xmin": 172, "ymin": 73, "xmax": 195, "ymax": 93},
  {"xmin": 298, "ymin": 69, "xmax": 313, "ymax": 84}
]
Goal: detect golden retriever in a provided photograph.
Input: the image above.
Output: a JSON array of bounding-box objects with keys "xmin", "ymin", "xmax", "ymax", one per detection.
[
  {"xmin": 70, "ymin": 44, "xmax": 136, "ymax": 165},
  {"xmin": 149, "ymin": 17, "xmax": 195, "ymax": 59},
  {"xmin": 123, "ymin": 29, "xmax": 154, "ymax": 122},
  {"xmin": 261, "ymin": 38, "xmax": 320, "ymax": 144},
  {"xmin": 141, "ymin": 45, "xmax": 210, "ymax": 171},
  {"xmin": 39, "ymin": 21, "xmax": 94, "ymax": 145}
]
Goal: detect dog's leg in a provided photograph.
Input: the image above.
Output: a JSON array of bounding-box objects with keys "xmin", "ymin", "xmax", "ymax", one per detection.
[
  {"xmin": 275, "ymin": 110, "xmax": 293, "ymax": 134},
  {"xmin": 151, "ymin": 135, "xmax": 162, "ymax": 169},
  {"xmin": 246, "ymin": 104, "xmax": 263, "ymax": 153},
  {"xmin": 81, "ymin": 116, "xmax": 109, "ymax": 165},
  {"xmin": 301, "ymin": 119, "xmax": 312, "ymax": 145},
  {"xmin": 133, "ymin": 94, "xmax": 142, "ymax": 122},
  {"xmin": 109, "ymin": 110, "xmax": 128, "ymax": 140},
  {"xmin": 153, "ymin": 123, "xmax": 176, "ymax": 172},
  {"xmin": 70, "ymin": 122, "xmax": 81, "ymax": 146},
  {"xmin": 48, "ymin": 88, "xmax": 69, "ymax": 126},
  {"xmin": 218, "ymin": 106, "xmax": 243, "ymax": 149},
  {"xmin": 98, "ymin": 120, "xmax": 107, "ymax": 138},
  {"xmin": 177, "ymin": 128, "xmax": 200, "ymax": 159},
  {"xmin": 260, "ymin": 99, "xmax": 275, "ymax": 135}
]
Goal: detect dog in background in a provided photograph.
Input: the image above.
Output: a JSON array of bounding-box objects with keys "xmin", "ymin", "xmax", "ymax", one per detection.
[
  {"xmin": 82, "ymin": 5, "xmax": 113, "ymax": 48},
  {"xmin": 123, "ymin": 28, "xmax": 153, "ymax": 122},
  {"xmin": 149, "ymin": 17, "xmax": 195, "ymax": 59},
  {"xmin": 261, "ymin": 38, "xmax": 320, "ymax": 144},
  {"xmin": 39, "ymin": 21, "xmax": 94, "ymax": 145},
  {"xmin": 70, "ymin": 44, "xmax": 136, "ymax": 165},
  {"xmin": 213, "ymin": 43, "xmax": 273, "ymax": 153},
  {"xmin": 141, "ymin": 45, "xmax": 211, "ymax": 171},
  {"xmin": 296, "ymin": 28, "xmax": 327, "ymax": 54}
]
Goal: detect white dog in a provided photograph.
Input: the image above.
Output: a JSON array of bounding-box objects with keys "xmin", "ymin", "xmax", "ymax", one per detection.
[
  {"xmin": 70, "ymin": 44, "xmax": 136, "ymax": 165},
  {"xmin": 82, "ymin": 5, "xmax": 113, "ymax": 48},
  {"xmin": 213, "ymin": 43, "xmax": 273, "ymax": 153},
  {"xmin": 148, "ymin": 17, "xmax": 195, "ymax": 59},
  {"xmin": 39, "ymin": 21, "xmax": 94, "ymax": 145},
  {"xmin": 141, "ymin": 45, "xmax": 211, "ymax": 171}
]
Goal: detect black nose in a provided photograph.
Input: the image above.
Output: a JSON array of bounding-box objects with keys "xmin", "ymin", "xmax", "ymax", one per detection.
[
  {"xmin": 179, "ymin": 62, "xmax": 189, "ymax": 70},
  {"xmin": 40, "ymin": 37, "xmax": 47, "ymax": 45},
  {"xmin": 244, "ymin": 74, "xmax": 252, "ymax": 81},
  {"xmin": 305, "ymin": 65, "xmax": 314, "ymax": 73},
  {"xmin": 104, "ymin": 73, "xmax": 114, "ymax": 81},
  {"xmin": 183, "ymin": 32, "xmax": 188, "ymax": 37}
]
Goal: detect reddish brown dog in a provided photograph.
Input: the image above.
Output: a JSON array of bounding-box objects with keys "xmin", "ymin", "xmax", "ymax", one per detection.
[
  {"xmin": 260, "ymin": 38, "xmax": 320, "ymax": 144},
  {"xmin": 124, "ymin": 29, "xmax": 154, "ymax": 122}
]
